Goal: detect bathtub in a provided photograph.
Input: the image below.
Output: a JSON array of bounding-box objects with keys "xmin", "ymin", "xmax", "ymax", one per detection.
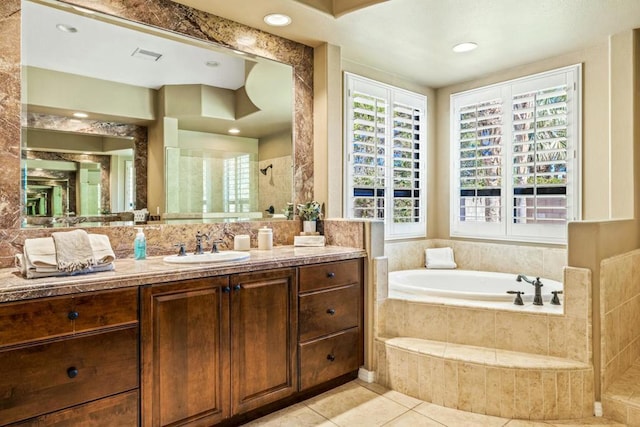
[{"xmin": 388, "ymin": 269, "xmax": 563, "ymax": 303}]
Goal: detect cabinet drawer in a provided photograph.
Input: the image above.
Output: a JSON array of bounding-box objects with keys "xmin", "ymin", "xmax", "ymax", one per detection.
[
  {"xmin": 299, "ymin": 285, "xmax": 360, "ymax": 341},
  {"xmin": 0, "ymin": 288, "xmax": 138, "ymax": 347},
  {"xmin": 299, "ymin": 328, "xmax": 361, "ymax": 390},
  {"xmin": 0, "ymin": 328, "xmax": 139, "ymax": 425},
  {"xmin": 11, "ymin": 390, "xmax": 139, "ymax": 427},
  {"xmin": 299, "ymin": 259, "xmax": 361, "ymax": 292}
]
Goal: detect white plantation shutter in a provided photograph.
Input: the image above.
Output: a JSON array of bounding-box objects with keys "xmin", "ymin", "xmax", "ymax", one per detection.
[
  {"xmin": 451, "ymin": 65, "xmax": 581, "ymax": 244},
  {"xmin": 223, "ymin": 154, "xmax": 251, "ymax": 213},
  {"xmin": 345, "ymin": 73, "xmax": 427, "ymax": 239}
]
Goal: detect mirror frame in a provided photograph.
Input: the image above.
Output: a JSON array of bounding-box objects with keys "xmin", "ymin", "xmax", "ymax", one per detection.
[{"xmin": 0, "ymin": 0, "xmax": 313, "ymax": 230}]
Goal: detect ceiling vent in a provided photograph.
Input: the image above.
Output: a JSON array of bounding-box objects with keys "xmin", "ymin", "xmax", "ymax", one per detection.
[{"xmin": 131, "ymin": 48, "xmax": 162, "ymax": 61}]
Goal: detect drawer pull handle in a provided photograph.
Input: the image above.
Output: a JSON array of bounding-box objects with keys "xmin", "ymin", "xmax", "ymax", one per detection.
[
  {"xmin": 326, "ymin": 308, "xmax": 336, "ymax": 315},
  {"xmin": 327, "ymin": 272, "xmax": 335, "ymax": 279},
  {"xmin": 327, "ymin": 354, "xmax": 335, "ymax": 362},
  {"xmin": 67, "ymin": 311, "xmax": 79, "ymax": 320},
  {"xmin": 222, "ymin": 286, "xmax": 231, "ymax": 293},
  {"xmin": 233, "ymin": 284, "xmax": 242, "ymax": 291},
  {"xmin": 67, "ymin": 367, "xmax": 79, "ymax": 379}
]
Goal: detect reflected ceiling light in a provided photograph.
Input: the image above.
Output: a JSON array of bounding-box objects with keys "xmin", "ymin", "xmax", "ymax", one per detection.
[
  {"xmin": 205, "ymin": 60, "xmax": 220, "ymax": 68},
  {"xmin": 56, "ymin": 23, "xmax": 78, "ymax": 33},
  {"xmin": 452, "ymin": 42, "xmax": 478, "ymax": 53},
  {"xmin": 228, "ymin": 128, "xmax": 240, "ymax": 134},
  {"xmin": 237, "ymin": 35, "xmax": 256, "ymax": 46},
  {"xmin": 264, "ymin": 13, "xmax": 292, "ymax": 27},
  {"xmin": 73, "ymin": 112, "xmax": 88, "ymax": 118}
]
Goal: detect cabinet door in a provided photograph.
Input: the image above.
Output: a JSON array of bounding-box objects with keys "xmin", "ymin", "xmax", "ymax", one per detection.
[
  {"xmin": 141, "ymin": 277, "xmax": 230, "ymax": 427},
  {"xmin": 230, "ymin": 268, "xmax": 297, "ymax": 415}
]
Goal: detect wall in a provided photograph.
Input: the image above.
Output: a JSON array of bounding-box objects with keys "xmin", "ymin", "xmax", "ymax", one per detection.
[
  {"xmin": 0, "ymin": 0, "xmax": 314, "ymax": 268},
  {"xmin": 435, "ymin": 39, "xmax": 618, "ymax": 238}
]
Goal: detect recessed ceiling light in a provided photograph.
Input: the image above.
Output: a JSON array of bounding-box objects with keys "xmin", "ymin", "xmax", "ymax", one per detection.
[
  {"xmin": 56, "ymin": 24, "xmax": 78, "ymax": 33},
  {"xmin": 452, "ymin": 42, "xmax": 478, "ymax": 53},
  {"xmin": 228, "ymin": 128, "xmax": 240, "ymax": 134},
  {"xmin": 205, "ymin": 60, "xmax": 220, "ymax": 68},
  {"xmin": 73, "ymin": 112, "xmax": 88, "ymax": 118},
  {"xmin": 264, "ymin": 13, "xmax": 292, "ymax": 27}
]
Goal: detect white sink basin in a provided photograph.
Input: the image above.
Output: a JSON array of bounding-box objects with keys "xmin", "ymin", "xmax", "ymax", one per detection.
[{"xmin": 163, "ymin": 251, "xmax": 250, "ymax": 264}]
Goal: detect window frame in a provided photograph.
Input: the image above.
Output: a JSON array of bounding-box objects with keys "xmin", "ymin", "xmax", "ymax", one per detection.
[
  {"xmin": 343, "ymin": 72, "xmax": 428, "ymax": 240},
  {"xmin": 450, "ymin": 64, "xmax": 582, "ymax": 244}
]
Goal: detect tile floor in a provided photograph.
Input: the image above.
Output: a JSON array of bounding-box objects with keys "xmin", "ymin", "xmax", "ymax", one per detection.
[{"xmin": 244, "ymin": 380, "xmax": 625, "ymax": 426}]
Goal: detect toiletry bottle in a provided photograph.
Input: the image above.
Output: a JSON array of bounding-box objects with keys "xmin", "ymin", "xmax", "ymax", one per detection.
[
  {"xmin": 134, "ymin": 227, "xmax": 147, "ymax": 260},
  {"xmin": 257, "ymin": 226, "xmax": 273, "ymax": 250}
]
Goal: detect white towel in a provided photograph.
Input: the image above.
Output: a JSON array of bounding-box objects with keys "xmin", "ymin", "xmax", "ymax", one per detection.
[
  {"xmin": 52, "ymin": 230, "xmax": 96, "ymax": 273},
  {"xmin": 20, "ymin": 232, "xmax": 116, "ymax": 279},
  {"xmin": 425, "ymin": 247, "xmax": 457, "ymax": 269}
]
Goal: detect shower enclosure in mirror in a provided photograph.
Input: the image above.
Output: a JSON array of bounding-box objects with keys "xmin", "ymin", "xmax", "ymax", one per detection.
[{"xmin": 21, "ymin": 0, "xmax": 294, "ymax": 227}]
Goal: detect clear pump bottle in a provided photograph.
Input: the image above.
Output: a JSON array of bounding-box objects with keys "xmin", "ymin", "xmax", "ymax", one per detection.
[{"xmin": 134, "ymin": 227, "xmax": 147, "ymax": 260}]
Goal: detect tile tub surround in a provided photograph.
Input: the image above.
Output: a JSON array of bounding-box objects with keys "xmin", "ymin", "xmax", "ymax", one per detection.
[
  {"xmin": 374, "ymin": 263, "xmax": 594, "ymax": 420},
  {"xmin": 385, "ymin": 239, "xmax": 567, "ymax": 282},
  {"xmin": 600, "ymin": 248, "xmax": 640, "ymax": 424},
  {"xmin": 0, "ymin": 245, "xmax": 366, "ymax": 303},
  {"xmin": 0, "ymin": 0, "xmax": 313, "ymax": 251}
]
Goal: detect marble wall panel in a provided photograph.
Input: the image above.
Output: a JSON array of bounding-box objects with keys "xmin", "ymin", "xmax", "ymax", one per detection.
[{"xmin": 0, "ymin": 0, "xmax": 314, "ymax": 267}]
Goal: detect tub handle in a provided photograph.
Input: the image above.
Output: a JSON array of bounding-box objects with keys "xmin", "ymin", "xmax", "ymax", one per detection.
[
  {"xmin": 550, "ymin": 290, "xmax": 563, "ymax": 305},
  {"xmin": 506, "ymin": 290, "xmax": 524, "ymax": 306}
]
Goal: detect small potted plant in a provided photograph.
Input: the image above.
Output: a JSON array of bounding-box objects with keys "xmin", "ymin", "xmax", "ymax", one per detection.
[{"xmin": 297, "ymin": 200, "xmax": 322, "ymax": 233}]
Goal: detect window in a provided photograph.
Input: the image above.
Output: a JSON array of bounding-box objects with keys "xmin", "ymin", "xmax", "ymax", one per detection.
[
  {"xmin": 344, "ymin": 73, "xmax": 427, "ymax": 239},
  {"xmin": 450, "ymin": 65, "xmax": 581, "ymax": 244},
  {"xmin": 223, "ymin": 154, "xmax": 251, "ymax": 213}
]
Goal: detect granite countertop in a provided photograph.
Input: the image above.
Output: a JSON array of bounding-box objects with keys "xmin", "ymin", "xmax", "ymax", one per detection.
[{"xmin": 0, "ymin": 246, "xmax": 367, "ymax": 303}]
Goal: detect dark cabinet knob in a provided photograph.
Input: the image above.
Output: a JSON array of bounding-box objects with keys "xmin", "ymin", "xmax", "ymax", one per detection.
[
  {"xmin": 222, "ymin": 286, "xmax": 231, "ymax": 293},
  {"xmin": 327, "ymin": 272, "xmax": 335, "ymax": 279},
  {"xmin": 326, "ymin": 308, "xmax": 336, "ymax": 315},
  {"xmin": 67, "ymin": 311, "xmax": 79, "ymax": 320},
  {"xmin": 233, "ymin": 284, "xmax": 241, "ymax": 291},
  {"xmin": 326, "ymin": 354, "xmax": 335, "ymax": 362},
  {"xmin": 67, "ymin": 367, "xmax": 79, "ymax": 378}
]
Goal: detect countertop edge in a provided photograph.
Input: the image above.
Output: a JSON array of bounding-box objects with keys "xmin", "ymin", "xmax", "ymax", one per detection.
[{"xmin": 0, "ymin": 246, "xmax": 367, "ymax": 302}]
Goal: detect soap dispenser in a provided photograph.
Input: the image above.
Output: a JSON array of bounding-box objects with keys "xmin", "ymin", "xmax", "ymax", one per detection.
[{"xmin": 134, "ymin": 227, "xmax": 147, "ymax": 260}]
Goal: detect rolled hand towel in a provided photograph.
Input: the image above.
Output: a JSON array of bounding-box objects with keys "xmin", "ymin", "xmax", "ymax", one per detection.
[
  {"xmin": 425, "ymin": 247, "xmax": 457, "ymax": 269},
  {"xmin": 52, "ymin": 229, "xmax": 96, "ymax": 273}
]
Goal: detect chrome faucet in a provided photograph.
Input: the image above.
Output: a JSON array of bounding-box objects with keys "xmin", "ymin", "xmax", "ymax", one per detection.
[{"xmin": 516, "ymin": 274, "xmax": 544, "ymax": 306}]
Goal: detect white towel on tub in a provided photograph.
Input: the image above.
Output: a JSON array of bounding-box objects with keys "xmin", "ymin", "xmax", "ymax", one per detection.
[{"xmin": 425, "ymin": 247, "xmax": 457, "ymax": 269}]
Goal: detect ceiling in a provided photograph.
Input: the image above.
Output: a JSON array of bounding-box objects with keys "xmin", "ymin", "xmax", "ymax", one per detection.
[{"xmin": 173, "ymin": 0, "xmax": 640, "ymax": 88}]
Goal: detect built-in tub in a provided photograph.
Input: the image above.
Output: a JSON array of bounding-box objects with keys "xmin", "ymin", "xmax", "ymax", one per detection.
[{"xmin": 389, "ymin": 269, "xmax": 562, "ymax": 303}]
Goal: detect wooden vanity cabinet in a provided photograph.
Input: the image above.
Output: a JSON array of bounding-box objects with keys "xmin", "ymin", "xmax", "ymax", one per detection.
[
  {"xmin": 298, "ymin": 259, "xmax": 364, "ymax": 390},
  {"xmin": 141, "ymin": 268, "xmax": 297, "ymax": 426},
  {"xmin": 0, "ymin": 288, "xmax": 139, "ymax": 426},
  {"xmin": 141, "ymin": 276, "xmax": 230, "ymax": 427},
  {"xmin": 230, "ymin": 268, "xmax": 298, "ymax": 415}
]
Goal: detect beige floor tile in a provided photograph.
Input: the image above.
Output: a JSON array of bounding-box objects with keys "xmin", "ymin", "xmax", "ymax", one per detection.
[
  {"xmin": 382, "ymin": 410, "xmax": 445, "ymax": 426},
  {"xmin": 356, "ymin": 379, "xmax": 423, "ymax": 409},
  {"xmin": 503, "ymin": 420, "xmax": 549, "ymax": 426},
  {"xmin": 548, "ymin": 418, "xmax": 627, "ymax": 426},
  {"xmin": 413, "ymin": 402, "xmax": 509, "ymax": 427},
  {"xmin": 242, "ymin": 402, "xmax": 337, "ymax": 426},
  {"xmin": 305, "ymin": 382, "xmax": 409, "ymax": 426}
]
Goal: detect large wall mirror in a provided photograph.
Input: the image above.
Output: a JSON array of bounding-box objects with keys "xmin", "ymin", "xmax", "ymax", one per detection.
[{"xmin": 21, "ymin": 0, "xmax": 294, "ymax": 227}]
